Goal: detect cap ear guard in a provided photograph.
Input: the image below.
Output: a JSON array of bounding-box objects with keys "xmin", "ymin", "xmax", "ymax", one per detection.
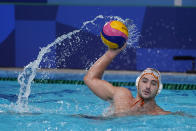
[
  {"xmin": 135, "ymin": 76, "xmax": 139, "ymax": 88},
  {"xmin": 157, "ymin": 82, "xmax": 163, "ymax": 94}
]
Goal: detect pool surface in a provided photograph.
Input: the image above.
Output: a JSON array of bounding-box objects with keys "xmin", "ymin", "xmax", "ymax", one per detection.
[{"xmin": 0, "ymin": 80, "xmax": 195, "ymax": 131}]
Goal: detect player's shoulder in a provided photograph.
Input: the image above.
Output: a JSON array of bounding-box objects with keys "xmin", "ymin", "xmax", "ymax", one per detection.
[
  {"xmin": 114, "ymin": 86, "xmax": 133, "ymax": 98},
  {"xmin": 154, "ymin": 106, "xmax": 171, "ymax": 115}
]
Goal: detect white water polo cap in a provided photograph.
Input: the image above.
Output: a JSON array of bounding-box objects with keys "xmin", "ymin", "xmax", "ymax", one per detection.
[{"xmin": 136, "ymin": 68, "xmax": 163, "ymax": 95}]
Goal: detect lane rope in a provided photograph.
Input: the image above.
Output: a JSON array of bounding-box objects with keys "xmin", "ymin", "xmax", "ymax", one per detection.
[{"xmin": 0, "ymin": 77, "xmax": 196, "ymax": 90}]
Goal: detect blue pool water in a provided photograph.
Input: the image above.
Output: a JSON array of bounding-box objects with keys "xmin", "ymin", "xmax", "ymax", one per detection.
[{"xmin": 0, "ymin": 80, "xmax": 195, "ymax": 131}]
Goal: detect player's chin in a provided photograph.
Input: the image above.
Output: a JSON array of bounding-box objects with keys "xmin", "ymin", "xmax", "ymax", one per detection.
[
  {"xmin": 142, "ymin": 95, "xmax": 151, "ymax": 99},
  {"xmin": 141, "ymin": 92, "xmax": 154, "ymax": 99}
]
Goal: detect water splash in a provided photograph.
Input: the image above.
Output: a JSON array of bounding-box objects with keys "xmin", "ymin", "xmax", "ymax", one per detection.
[
  {"xmin": 124, "ymin": 18, "xmax": 141, "ymax": 48},
  {"xmin": 15, "ymin": 15, "xmax": 140, "ymax": 112}
]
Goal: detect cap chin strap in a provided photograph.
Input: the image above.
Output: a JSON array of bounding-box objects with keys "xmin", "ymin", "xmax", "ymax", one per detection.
[
  {"xmin": 135, "ymin": 75, "xmax": 163, "ymax": 95},
  {"xmin": 130, "ymin": 97, "xmax": 144, "ymax": 108}
]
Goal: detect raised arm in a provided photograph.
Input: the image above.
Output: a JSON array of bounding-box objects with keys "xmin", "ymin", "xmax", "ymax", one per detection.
[{"xmin": 84, "ymin": 47, "xmax": 125, "ymax": 101}]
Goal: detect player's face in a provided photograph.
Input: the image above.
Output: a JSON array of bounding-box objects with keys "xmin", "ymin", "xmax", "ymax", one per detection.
[{"xmin": 138, "ymin": 74, "xmax": 159, "ymax": 100}]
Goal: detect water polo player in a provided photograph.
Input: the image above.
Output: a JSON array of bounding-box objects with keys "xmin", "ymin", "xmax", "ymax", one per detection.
[{"xmin": 83, "ymin": 20, "xmax": 171, "ymax": 116}]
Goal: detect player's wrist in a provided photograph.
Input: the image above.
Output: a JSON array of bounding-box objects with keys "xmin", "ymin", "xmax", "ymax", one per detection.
[{"xmin": 105, "ymin": 49, "xmax": 120, "ymax": 58}]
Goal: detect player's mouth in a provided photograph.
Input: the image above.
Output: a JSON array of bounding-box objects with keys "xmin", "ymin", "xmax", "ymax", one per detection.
[{"xmin": 143, "ymin": 90, "xmax": 151, "ymax": 95}]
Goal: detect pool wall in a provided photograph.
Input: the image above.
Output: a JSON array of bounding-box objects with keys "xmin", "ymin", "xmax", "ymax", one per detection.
[{"xmin": 0, "ymin": 2, "xmax": 196, "ymax": 72}]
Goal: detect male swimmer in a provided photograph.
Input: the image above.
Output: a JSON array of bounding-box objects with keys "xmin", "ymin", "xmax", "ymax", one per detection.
[{"xmin": 84, "ymin": 44, "xmax": 171, "ymax": 116}]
